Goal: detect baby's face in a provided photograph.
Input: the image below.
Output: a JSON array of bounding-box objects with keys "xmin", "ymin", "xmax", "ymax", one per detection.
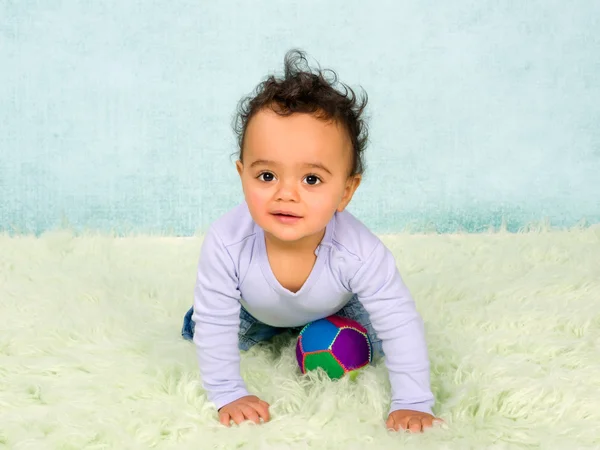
[{"xmin": 237, "ymin": 107, "xmax": 360, "ymax": 245}]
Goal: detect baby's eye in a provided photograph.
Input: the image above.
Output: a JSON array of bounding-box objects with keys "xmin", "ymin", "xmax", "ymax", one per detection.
[
  {"xmin": 303, "ymin": 175, "xmax": 322, "ymax": 185},
  {"xmin": 257, "ymin": 172, "xmax": 276, "ymax": 182}
]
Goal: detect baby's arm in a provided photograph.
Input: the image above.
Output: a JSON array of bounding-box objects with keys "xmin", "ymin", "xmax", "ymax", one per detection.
[
  {"xmin": 349, "ymin": 240, "xmax": 435, "ymax": 417},
  {"xmin": 191, "ymin": 226, "xmax": 256, "ymax": 414}
]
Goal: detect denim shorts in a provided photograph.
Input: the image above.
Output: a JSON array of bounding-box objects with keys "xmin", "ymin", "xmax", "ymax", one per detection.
[{"xmin": 181, "ymin": 294, "xmax": 383, "ymax": 359}]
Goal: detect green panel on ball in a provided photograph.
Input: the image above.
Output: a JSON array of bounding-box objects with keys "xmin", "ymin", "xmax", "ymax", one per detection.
[{"xmin": 304, "ymin": 351, "xmax": 345, "ymax": 379}]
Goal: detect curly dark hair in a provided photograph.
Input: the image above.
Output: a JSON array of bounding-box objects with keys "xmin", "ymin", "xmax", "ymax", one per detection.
[{"xmin": 231, "ymin": 49, "xmax": 370, "ymax": 176}]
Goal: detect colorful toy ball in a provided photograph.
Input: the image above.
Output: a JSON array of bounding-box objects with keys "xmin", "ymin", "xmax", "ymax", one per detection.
[{"xmin": 296, "ymin": 315, "xmax": 372, "ymax": 379}]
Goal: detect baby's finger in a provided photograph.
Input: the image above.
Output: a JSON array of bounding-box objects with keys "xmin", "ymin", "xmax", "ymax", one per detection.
[
  {"xmin": 385, "ymin": 416, "xmax": 396, "ymax": 430},
  {"xmin": 258, "ymin": 399, "xmax": 270, "ymax": 410},
  {"xmin": 421, "ymin": 416, "xmax": 434, "ymax": 430},
  {"xmin": 240, "ymin": 405, "xmax": 261, "ymax": 424},
  {"xmin": 219, "ymin": 411, "xmax": 232, "ymax": 427},
  {"xmin": 408, "ymin": 417, "xmax": 422, "ymax": 433},
  {"xmin": 255, "ymin": 402, "xmax": 271, "ymax": 422},
  {"xmin": 230, "ymin": 409, "xmax": 246, "ymax": 425}
]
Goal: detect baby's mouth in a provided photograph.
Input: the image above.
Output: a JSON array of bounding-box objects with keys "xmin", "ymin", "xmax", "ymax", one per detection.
[
  {"xmin": 271, "ymin": 211, "xmax": 302, "ymax": 218},
  {"xmin": 271, "ymin": 211, "xmax": 303, "ymax": 222}
]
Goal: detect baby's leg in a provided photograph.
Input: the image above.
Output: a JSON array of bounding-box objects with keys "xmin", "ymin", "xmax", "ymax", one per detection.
[
  {"xmin": 335, "ymin": 295, "xmax": 384, "ymax": 362},
  {"xmin": 181, "ymin": 306, "xmax": 285, "ymax": 351},
  {"xmin": 238, "ymin": 307, "xmax": 287, "ymax": 351},
  {"xmin": 181, "ymin": 307, "xmax": 195, "ymax": 340}
]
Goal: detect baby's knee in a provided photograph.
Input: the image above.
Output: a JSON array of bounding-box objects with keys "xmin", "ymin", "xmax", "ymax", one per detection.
[{"xmin": 370, "ymin": 339, "xmax": 384, "ymax": 363}]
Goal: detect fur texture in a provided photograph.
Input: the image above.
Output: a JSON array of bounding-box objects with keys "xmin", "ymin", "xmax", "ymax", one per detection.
[{"xmin": 1, "ymin": 226, "xmax": 599, "ymax": 449}]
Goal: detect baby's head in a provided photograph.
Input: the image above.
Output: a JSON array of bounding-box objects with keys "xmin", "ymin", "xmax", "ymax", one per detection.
[{"xmin": 232, "ymin": 49, "xmax": 370, "ymax": 245}]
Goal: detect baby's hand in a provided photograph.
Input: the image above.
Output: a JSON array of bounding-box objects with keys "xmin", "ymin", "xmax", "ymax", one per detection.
[
  {"xmin": 386, "ymin": 409, "xmax": 445, "ymax": 433},
  {"xmin": 218, "ymin": 395, "xmax": 271, "ymax": 426}
]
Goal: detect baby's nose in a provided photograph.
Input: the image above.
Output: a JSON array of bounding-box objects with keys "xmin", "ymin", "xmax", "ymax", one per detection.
[{"xmin": 275, "ymin": 180, "xmax": 300, "ymax": 201}]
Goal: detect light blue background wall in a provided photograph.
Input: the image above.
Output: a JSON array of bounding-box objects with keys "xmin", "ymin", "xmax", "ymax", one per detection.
[{"xmin": 1, "ymin": 0, "xmax": 599, "ymax": 235}]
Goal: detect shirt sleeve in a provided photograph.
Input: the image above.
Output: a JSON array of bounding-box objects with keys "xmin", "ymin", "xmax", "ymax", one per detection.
[
  {"xmin": 191, "ymin": 226, "xmax": 249, "ymax": 410},
  {"xmin": 349, "ymin": 240, "xmax": 435, "ymax": 416}
]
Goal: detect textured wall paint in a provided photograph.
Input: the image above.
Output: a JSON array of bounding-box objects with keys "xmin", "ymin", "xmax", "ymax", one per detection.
[{"xmin": 1, "ymin": 0, "xmax": 599, "ymax": 236}]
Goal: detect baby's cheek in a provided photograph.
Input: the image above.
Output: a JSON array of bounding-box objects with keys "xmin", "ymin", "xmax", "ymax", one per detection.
[
  {"xmin": 307, "ymin": 196, "xmax": 337, "ymax": 217},
  {"xmin": 246, "ymin": 190, "xmax": 269, "ymax": 214}
]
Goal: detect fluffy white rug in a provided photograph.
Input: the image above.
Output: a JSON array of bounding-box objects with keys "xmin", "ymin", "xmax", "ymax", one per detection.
[{"xmin": 1, "ymin": 226, "xmax": 599, "ymax": 449}]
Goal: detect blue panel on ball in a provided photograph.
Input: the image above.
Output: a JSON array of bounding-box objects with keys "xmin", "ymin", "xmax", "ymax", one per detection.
[{"xmin": 300, "ymin": 319, "xmax": 339, "ymax": 352}]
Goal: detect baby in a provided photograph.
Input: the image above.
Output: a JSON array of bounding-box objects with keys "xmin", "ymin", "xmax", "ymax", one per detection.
[{"xmin": 182, "ymin": 49, "xmax": 443, "ymax": 433}]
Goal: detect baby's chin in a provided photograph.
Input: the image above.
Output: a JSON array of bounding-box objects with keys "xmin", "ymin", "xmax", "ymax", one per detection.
[{"xmin": 262, "ymin": 222, "xmax": 327, "ymax": 246}]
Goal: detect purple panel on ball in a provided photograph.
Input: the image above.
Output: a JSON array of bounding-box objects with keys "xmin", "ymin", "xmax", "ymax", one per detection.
[
  {"xmin": 331, "ymin": 329, "xmax": 371, "ymax": 370},
  {"xmin": 296, "ymin": 339, "xmax": 305, "ymax": 373}
]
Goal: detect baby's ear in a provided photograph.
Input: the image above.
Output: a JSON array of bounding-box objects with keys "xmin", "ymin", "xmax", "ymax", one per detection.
[
  {"xmin": 337, "ymin": 174, "xmax": 362, "ymax": 212},
  {"xmin": 236, "ymin": 160, "xmax": 244, "ymax": 177},
  {"xmin": 350, "ymin": 174, "xmax": 362, "ymax": 190}
]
